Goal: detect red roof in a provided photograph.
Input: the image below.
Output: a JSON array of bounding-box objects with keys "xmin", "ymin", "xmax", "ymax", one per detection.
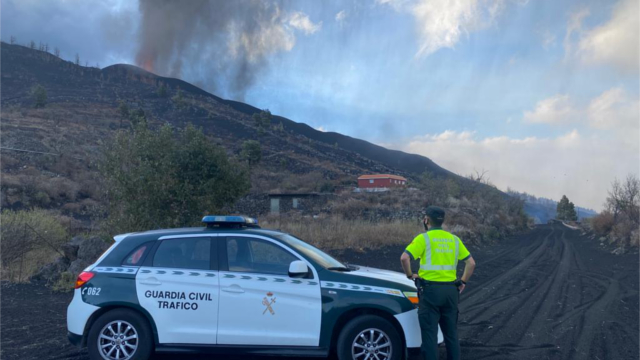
[{"xmin": 358, "ymin": 174, "xmax": 407, "ymax": 181}]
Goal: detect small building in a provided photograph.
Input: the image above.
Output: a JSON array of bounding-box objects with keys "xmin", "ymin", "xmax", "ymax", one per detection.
[
  {"xmin": 268, "ymin": 193, "xmax": 321, "ymax": 215},
  {"xmin": 357, "ymin": 174, "xmax": 407, "ymax": 189}
]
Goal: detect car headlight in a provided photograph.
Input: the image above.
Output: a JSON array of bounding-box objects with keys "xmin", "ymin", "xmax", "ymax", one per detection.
[{"xmin": 403, "ymin": 291, "xmax": 419, "ymax": 305}]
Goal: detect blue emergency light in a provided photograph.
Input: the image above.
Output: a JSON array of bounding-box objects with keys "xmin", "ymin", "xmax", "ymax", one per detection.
[{"xmin": 202, "ymin": 215, "xmax": 260, "ymax": 228}]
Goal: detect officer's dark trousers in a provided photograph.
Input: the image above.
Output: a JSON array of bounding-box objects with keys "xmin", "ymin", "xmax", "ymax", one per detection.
[{"xmin": 418, "ymin": 283, "xmax": 460, "ymax": 360}]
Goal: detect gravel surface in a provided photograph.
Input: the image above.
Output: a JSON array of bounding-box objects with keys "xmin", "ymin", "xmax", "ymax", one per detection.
[{"xmin": 2, "ymin": 223, "xmax": 638, "ymax": 360}]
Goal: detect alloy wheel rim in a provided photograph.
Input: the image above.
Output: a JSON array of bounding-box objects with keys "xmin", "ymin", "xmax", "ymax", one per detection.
[
  {"xmin": 351, "ymin": 328, "xmax": 392, "ymax": 360},
  {"xmin": 97, "ymin": 320, "xmax": 138, "ymax": 360}
]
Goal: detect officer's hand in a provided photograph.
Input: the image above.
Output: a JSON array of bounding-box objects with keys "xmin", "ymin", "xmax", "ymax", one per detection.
[
  {"xmin": 458, "ymin": 283, "xmax": 466, "ymax": 294},
  {"xmin": 410, "ymin": 274, "xmax": 419, "ymax": 280}
]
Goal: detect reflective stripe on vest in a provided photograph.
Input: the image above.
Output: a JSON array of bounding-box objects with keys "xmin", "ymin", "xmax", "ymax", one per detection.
[{"xmin": 419, "ymin": 232, "xmax": 459, "ymax": 271}]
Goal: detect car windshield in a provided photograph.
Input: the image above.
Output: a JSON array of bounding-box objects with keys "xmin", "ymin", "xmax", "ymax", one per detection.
[{"xmin": 275, "ymin": 234, "xmax": 346, "ymax": 269}]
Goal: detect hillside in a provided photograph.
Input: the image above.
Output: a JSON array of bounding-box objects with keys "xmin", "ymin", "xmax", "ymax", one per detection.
[
  {"xmin": 0, "ymin": 42, "xmax": 524, "ymax": 234},
  {"xmin": 1, "ymin": 42, "xmax": 454, "ymax": 173}
]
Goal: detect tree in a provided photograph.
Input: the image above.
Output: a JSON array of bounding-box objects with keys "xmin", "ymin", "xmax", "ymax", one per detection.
[
  {"xmin": 99, "ymin": 123, "xmax": 250, "ymax": 233},
  {"xmin": 275, "ymin": 121, "xmax": 285, "ymax": 133},
  {"xmin": 606, "ymin": 175, "xmax": 640, "ymax": 226},
  {"xmin": 54, "ymin": 47, "xmax": 60, "ymax": 57},
  {"xmin": 252, "ymin": 110, "xmax": 272, "ymax": 130},
  {"xmin": 172, "ymin": 88, "xmax": 186, "ymax": 109},
  {"xmin": 557, "ymin": 195, "xmax": 577, "ymax": 221},
  {"xmin": 241, "ymin": 140, "xmax": 262, "ymax": 166},
  {"xmin": 10, "ymin": 36, "xmax": 16, "ymax": 44},
  {"xmin": 31, "ymin": 85, "xmax": 47, "ymax": 108},
  {"xmin": 157, "ymin": 83, "xmax": 168, "ymax": 97},
  {"xmin": 75, "ymin": 53, "xmax": 80, "ymax": 66},
  {"xmin": 117, "ymin": 101, "xmax": 129, "ymax": 129},
  {"xmin": 29, "ymin": 40, "xmax": 35, "ymax": 49}
]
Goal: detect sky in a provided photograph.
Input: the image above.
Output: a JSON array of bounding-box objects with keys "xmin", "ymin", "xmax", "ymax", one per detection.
[{"xmin": 2, "ymin": 0, "xmax": 638, "ymax": 211}]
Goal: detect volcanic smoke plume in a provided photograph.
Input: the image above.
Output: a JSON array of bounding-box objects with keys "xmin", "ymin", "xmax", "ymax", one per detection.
[{"xmin": 136, "ymin": 0, "xmax": 320, "ymax": 100}]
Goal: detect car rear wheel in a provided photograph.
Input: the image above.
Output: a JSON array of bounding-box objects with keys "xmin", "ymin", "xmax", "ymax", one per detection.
[
  {"xmin": 87, "ymin": 309, "xmax": 153, "ymax": 360},
  {"xmin": 337, "ymin": 315, "xmax": 402, "ymax": 360}
]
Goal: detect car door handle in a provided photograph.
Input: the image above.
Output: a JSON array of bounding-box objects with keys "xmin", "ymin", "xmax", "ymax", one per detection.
[
  {"xmin": 222, "ymin": 285, "xmax": 245, "ymax": 294},
  {"xmin": 140, "ymin": 278, "xmax": 162, "ymax": 286}
]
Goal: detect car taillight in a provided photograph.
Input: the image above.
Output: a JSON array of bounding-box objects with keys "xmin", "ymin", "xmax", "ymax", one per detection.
[{"xmin": 75, "ymin": 271, "xmax": 94, "ymax": 289}]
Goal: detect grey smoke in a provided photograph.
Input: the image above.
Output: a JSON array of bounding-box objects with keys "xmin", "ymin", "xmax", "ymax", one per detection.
[{"xmin": 136, "ymin": 0, "xmax": 319, "ymax": 100}]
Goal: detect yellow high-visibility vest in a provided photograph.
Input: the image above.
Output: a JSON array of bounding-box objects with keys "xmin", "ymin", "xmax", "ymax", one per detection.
[{"xmin": 405, "ymin": 228, "xmax": 470, "ymax": 282}]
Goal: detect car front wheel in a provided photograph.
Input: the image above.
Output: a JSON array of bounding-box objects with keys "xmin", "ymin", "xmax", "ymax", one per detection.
[
  {"xmin": 87, "ymin": 309, "xmax": 153, "ymax": 360},
  {"xmin": 337, "ymin": 315, "xmax": 403, "ymax": 360}
]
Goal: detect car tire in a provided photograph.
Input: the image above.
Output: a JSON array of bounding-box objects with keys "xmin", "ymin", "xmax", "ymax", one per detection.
[
  {"xmin": 87, "ymin": 308, "xmax": 153, "ymax": 360},
  {"xmin": 337, "ymin": 315, "xmax": 403, "ymax": 360}
]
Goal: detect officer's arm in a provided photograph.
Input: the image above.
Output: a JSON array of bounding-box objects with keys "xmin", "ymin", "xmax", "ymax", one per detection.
[
  {"xmin": 461, "ymin": 256, "xmax": 476, "ymax": 283},
  {"xmin": 400, "ymin": 252, "xmax": 415, "ymax": 279}
]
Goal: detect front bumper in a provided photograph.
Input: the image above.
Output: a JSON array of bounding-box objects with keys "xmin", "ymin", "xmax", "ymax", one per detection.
[
  {"xmin": 394, "ymin": 308, "xmax": 444, "ymax": 348},
  {"xmin": 394, "ymin": 309, "xmax": 422, "ymax": 348}
]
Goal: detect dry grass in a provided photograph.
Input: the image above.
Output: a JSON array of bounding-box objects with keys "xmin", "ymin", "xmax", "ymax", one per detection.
[
  {"xmin": 261, "ymin": 215, "xmax": 426, "ymax": 251},
  {"xmin": 1, "ymin": 209, "xmax": 69, "ymax": 282}
]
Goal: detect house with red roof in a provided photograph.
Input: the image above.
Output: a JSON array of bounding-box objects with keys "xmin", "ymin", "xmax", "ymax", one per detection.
[{"xmin": 357, "ymin": 174, "xmax": 407, "ymax": 189}]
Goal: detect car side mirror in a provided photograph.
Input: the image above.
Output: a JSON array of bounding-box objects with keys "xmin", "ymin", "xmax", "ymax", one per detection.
[{"xmin": 289, "ymin": 260, "xmax": 309, "ymax": 278}]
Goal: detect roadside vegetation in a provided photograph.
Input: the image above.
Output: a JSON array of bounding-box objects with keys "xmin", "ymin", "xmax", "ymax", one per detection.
[
  {"xmin": 585, "ymin": 175, "xmax": 639, "ymax": 250},
  {"xmin": 1, "ymin": 209, "xmax": 69, "ymax": 282},
  {"xmin": 262, "ymin": 216, "xmax": 422, "ymax": 251}
]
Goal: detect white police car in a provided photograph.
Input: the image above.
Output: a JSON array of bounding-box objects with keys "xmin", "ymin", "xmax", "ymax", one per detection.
[{"xmin": 68, "ymin": 216, "xmax": 443, "ymax": 360}]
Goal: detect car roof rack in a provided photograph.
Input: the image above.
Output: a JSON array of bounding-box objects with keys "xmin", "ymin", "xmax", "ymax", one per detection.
[{"xmin": 202, "ymin": 215, "xmax": 261, "ymax": 229}]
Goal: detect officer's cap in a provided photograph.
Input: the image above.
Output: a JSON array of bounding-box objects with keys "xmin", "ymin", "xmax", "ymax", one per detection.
[{"xmin": 425, "ymin": 206, "xmax": 445, "ymax": 221}]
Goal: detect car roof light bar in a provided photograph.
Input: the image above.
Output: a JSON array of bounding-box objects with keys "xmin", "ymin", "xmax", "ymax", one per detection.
[{"xmin": 202, "ymin": 215, "xmax": 260, "ymax": 228}]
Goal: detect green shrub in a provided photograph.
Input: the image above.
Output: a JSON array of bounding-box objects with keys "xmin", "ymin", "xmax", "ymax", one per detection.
[
  {"xmin": 32, "ymin": 84, "xmax": 47, "ymax": 108},
  {"xmin": 172, "ymin": 88, "xmax": 186, "ymax": 109},
  {"xmin": 34, "ymin": 191, "xmax": 51, "ymax": 206},
  {"xmin": 52, "ymin": 271, "xmax": 75, "ymax": 292},
  {"xmin": 157, "ymin": 83, "xmax": 168, "ymax": 97},
  {"xmin": 252, "ymin": 110, "xmax": 272, "ymax": 129},
  {"xmin": 99, "ymin": 123, "xmax": 250, "ymax": 233}
]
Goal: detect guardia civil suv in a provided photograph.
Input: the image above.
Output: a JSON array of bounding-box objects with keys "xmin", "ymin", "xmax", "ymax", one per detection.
[{"xmin": 68, "ymin": 216, "xmax": 442, "ymax": 360}]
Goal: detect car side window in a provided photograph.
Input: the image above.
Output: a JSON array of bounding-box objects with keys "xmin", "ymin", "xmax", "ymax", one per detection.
[
  {"xmin": 153, "ymin": 237, "xmax": 211, "ymax": 270},
  {"xmin": 226, "ymin": 237, "xmax": 298, "ymax": 276}
]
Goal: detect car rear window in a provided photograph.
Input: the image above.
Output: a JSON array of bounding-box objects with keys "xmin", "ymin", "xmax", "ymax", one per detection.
[{"xmin": 122, "ymin": 243, "xmax": 151, "ymax": 266}]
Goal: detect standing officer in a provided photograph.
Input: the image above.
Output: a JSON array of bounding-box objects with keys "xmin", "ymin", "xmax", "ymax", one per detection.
[{"xmin": 400, "ymin": 206, "xmax": 476, "ymax": 360}]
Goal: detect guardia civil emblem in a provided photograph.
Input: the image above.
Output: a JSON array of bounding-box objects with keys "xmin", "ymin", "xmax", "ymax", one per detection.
[{"xmin": 262, "ymin": 292, "xmax": 276, "ymax": 315}]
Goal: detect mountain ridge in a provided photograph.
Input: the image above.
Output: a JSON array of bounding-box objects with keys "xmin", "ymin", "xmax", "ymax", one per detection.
[{"xmin": 101, "ymin": 61, "xmax": 455, "ymax": 179}]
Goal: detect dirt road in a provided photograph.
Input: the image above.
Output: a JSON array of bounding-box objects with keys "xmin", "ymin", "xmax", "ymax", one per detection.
[
  {"xmin": 454, "ymin": 223, "xmax": 639, "ymax": 360},
  {"xmin": 1, "ymin": 223, "xmax": 638, "ymax": 360}
]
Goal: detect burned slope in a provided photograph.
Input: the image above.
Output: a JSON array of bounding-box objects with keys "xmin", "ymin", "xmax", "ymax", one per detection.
[
  {"xmin": 1, "ymin": 42, "xmax": 458, "ymax": 177},
  {"xmin": 1, "ymin": 42, "xmax": 494, "ymax": 219}
]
